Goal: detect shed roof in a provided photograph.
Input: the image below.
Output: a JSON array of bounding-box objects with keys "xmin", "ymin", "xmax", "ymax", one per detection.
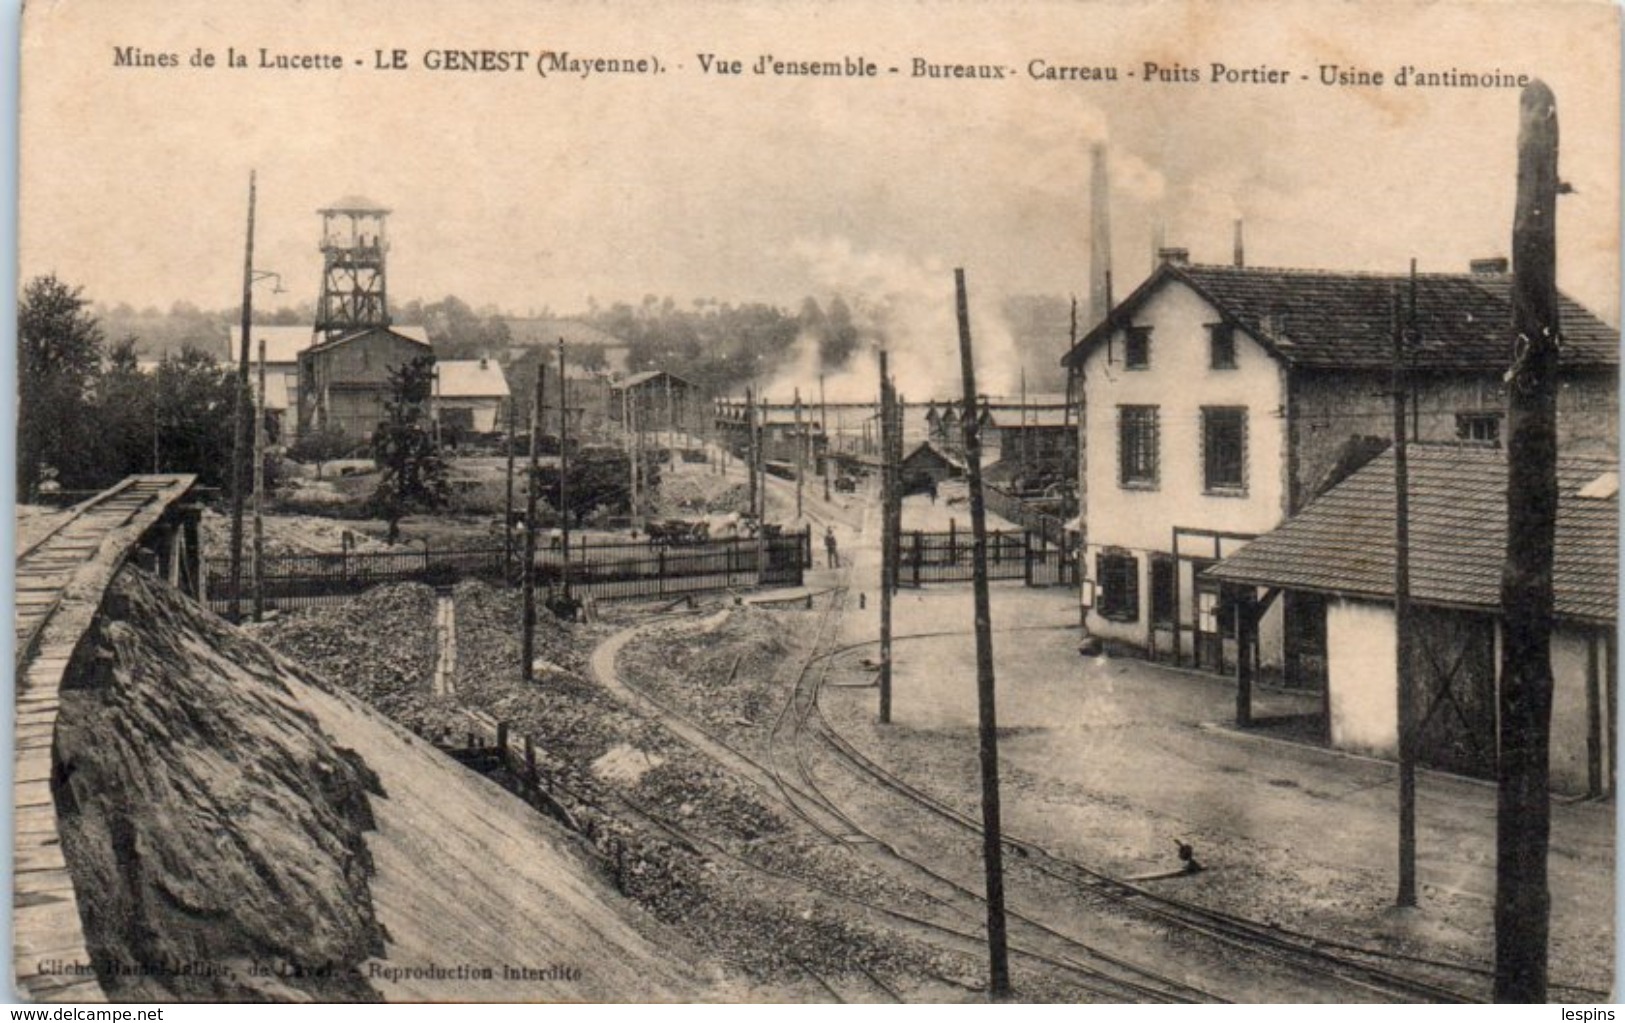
[
  {"xmin": 435, "ymin": 359, "xmax": 511, "ymax": 399},
  {"xmin": 1206, "ymin": 445, "xmax": 1617, "ymax": 624},
  {"xmin": 1061, "ymin": 263, "xmax": 1619, "ymax": 373}
]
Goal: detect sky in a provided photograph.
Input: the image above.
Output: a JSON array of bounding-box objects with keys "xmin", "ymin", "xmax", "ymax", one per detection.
[{"xmin": 16, "ymin": 0, "xmax": 1622, "ymax": 398}]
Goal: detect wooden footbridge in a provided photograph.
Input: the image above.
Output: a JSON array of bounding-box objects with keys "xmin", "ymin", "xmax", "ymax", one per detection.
[{"xmin": 13, "ymin": 475, "xmax": 202, "ymax": 1002}]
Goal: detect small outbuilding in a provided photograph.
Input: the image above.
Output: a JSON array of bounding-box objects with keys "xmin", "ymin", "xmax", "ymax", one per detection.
[{"xmin": 1207, "ymin": 444, "xmax": 1616, "ymax": 796}]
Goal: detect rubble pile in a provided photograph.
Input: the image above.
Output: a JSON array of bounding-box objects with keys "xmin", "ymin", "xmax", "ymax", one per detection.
[
  {"xmin": 250, "ymin": 584, "xmax": 444, "ymax": 728},
  {"xmin": 617, "ymin": 605, "xmax": 804, "ymax": 756},
  {"xmin": 55, "ymin": 568, "xmax": 388, "ymax": 1000},
  {"xmin": 651, "ymin": 469, "xmax": 750, "ymax": 518},
  {"xmin": 200, "ymin": 508, "xmax": 402, "ymax": 557}
]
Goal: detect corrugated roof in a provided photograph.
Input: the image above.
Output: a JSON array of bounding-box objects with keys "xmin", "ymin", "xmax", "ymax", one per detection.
[
  {"xmin": 435, "ymin": 359, "xmax": 511, "ymax": 399},
  {"xmin": 1207, "ymin": 445, "xmax": 1617, "ymax": 623},
  {"xmin": 1062, "ymin": 263, "xmax": 1619, "ymax": 372},
  {"xmin": 228, "ymin": 325, "xmax": 315, "ymax": 365}
]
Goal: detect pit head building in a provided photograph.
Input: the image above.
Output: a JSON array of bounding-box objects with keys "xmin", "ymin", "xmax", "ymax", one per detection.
[{"xmin": 297, "ymin": 196, "xmax": 432, "ymax": 441}]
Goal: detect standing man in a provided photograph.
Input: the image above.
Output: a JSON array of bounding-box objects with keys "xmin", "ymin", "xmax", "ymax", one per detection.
[{"xmin": 824, "ymin": 525, "xmax": 839, "ymax": 568}]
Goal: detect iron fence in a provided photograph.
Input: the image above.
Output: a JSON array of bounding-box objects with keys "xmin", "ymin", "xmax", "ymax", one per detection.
[
  {"xmin": 897, "ymin": 529, "xmax": 1076, "ymax": 588},
  {"xmin": 207, "ymin": 529, "xmax": 811, "ymax": 613}
]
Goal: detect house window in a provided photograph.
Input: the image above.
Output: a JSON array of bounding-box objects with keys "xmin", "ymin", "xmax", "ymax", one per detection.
[
  {"xmin": 1456, "ymin": 412, "xmax": 1502, "ymax": 447},
  {"xmin": 1201, "ymin": 407, "xmax": 1248, "ymax": 494},
  {"xmin": 1118, "ymin": 405, "xmax": 1160, "ymax": 488},
  {"xmin": 1124, "ymin": 326, "xmax": 1152, "ymax": 369},
  {"xmin": 1149, "ymin": 555, "xmax": 1176, "ymax": 627},
  {"xmin": 1096, "ymin": 551, "xmax": 1140, "ymax": 622},
  {"xmin": 1209, "ymin": 323, "xmax": 1237, "ymax": 369}
]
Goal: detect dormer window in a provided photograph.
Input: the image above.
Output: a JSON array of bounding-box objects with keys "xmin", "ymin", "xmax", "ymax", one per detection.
[
  {"xmin": 1124, "ymin": 326, "xmax": 1152, "ymax": 369},
  {"xmin": 1209, "ymin": 323, "xmax": 1237, "ymax": 369}
]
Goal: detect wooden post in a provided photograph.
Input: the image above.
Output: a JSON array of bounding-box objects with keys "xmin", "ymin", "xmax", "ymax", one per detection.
[
  {"xmin": 878, "ymin": 349, "xmax": 894, "ymax": 725},
  {"xmin": 955, "ymin": 268, "xmax": 1011, "ymax": 999},
  {"xmin": 1235, "ymin": 595, "xmax": 1254, "ymax": 728},
  {"xmin": 912, "ymin": 531, "xmax": 922, "ymax": 587},
  {"xmin": 745, "ymin": 387, "xmax": 757, "ymax": 525},
  {"xmin": 1495, "ymin": 80, "xmax": 1562, "ymax": 1003},
  {"xmin": 794, "ymin": 387, "xmax": 804, "ymax": 521},
  {"xmin": 522, "ymin": 368, "xmax": 543, "ymax": 684},
  {"xmin": 558, "ymin": 339, "xmax": 573, "ymax": 602},
  {"xmin": 1585, "ymin": 632, "xmax": 1602, "ymax": 797},
  {"xmin": 252, "ymin": 336, "xmax": 266, "ymax": 621},
  {"xmin": 228, "ymin": 171, "xmax": 256, "ymax": 622},
  {"xmin": 820, "ymin": 372, "xmax": 831, "ymax": 503},
  {"xmin": 505, "ymin": 396, "xmax": 516, "ymax": 580},
  {"xmin": 1392, "ymin": 284, "xmax": 1417, "ymax": 909}
]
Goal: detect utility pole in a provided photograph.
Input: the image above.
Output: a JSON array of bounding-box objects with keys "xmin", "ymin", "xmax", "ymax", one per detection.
[
  {"xmin": 820, "ymin": 373, "xmax": 831, "ymax": 502},
  {"xmin": 745, "ymin": 386, "xmax": 758, "ymax": 522},
  {"xmin": 1392, "ymin": 283, "xmax": 1417, "ymax": 909},
  {"xmin": 504, "ymin": 397, "xmax": 516, "ymax": 579},
  {"xmin": 522, "ymin": 367, "xmax": 543, "ymax": 683},
  {"xmin": 252, "ymin": 336, "xmax": 266, "ymax": 622},
  {"xmin": 1495, "ymin": 78, "xmax": 1562, "ymax": 1004},
  {"xmin": 558, "ymin": 339, "xmax": 573, "ymax": 602},
  {"xmin": 955, "ymin": 267, "xmax": 1011, "ymax": 999},
  {"xmin": 755, "ymin": 391, "xmax": 768, "ymax": 583},
  {"xmin": 624, "ymin": 386, "xmax": 639, "ymax": 529},
  {"xmin": 228, "ymin": 170, "xmax": 256, "ymax": 622},
  {"xmin": 794, "ymin": 387, "xmax": 805, "ymax": 521},
  {"xmin": 878, "ymin": 349, "xmax": 894, "ymax": 725}
]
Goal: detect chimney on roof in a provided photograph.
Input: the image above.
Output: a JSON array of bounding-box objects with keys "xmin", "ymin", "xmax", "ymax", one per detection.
[
  {"xmin": 1470, "ymin": 256, "xmax": 1510, "ymax": 275},
  {"xmin": 1233, "ymin": 220, "xmax": 1245, "ymax": 267},
  {"xmin": 1157, "ymin": 246, "xmax": 1190, "ymax": 267},
  {"xmin": 1089, "ymin": 143, "xmax": 1113, "ymax": 323}
]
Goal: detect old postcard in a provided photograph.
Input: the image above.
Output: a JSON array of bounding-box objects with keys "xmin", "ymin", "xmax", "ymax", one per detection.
[{"xmin": 12, "ymin": 0, "xmax": 1619, "ymax": 1004}]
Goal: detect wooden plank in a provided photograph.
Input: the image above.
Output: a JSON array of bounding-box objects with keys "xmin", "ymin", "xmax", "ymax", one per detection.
[
  {"xmin": 14, "ymin": 778, "xmax": 55, "ymax": 809},
  {"xmin": 14, "ymin": 755, "xmax": 53, "ymax": 785},
  {"xmin": 14, "ymin": 842, "xmax": 67, "ymax": 873},
  {"xmin": 14, "ymin": 869, "xmax": 78, "ymax": 896}
]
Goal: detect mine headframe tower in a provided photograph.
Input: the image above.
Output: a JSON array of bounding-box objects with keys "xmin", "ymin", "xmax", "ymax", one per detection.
[{"xmin": 315, "ymin": 195, "xmax": 392, "ymax": 340}]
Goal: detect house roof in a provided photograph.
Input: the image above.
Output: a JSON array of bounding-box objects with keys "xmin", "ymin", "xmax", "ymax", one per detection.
[
  {"xmin": 436, "ymin": 359, "xmax": 511, "ymax": 399},
  {"xmin": 304, "ymin": 324, "xmax": 431, "ymax": 356},
  {"xmin": 1060, "ymin": 263, "xmax": 1619, "ymax": 373},
  {"xmin": 1206, "ymin": 445, "xmax": 1617, "ymax": 624},
  {"xmin": 902, "ymin": 441, "xmax": 964, "ymax": 470},
  {"xmin": 228, "ymin": 325, "xmax": 315, "ymax": 365}
]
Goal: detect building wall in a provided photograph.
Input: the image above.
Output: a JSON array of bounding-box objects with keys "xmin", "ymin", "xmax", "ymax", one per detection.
[
  {"xmin": 435, "ymin": 397, "xmax": 502, "ymax": 434},
  {"xmin": 1325, "ymin": 596, "xmax": 1606, "ymax": 794},
  {"xmin": 1291, "ymin": 367, "xmax": 1618, "ymax": 511},
  {"xmin": 1326, "ymin": 597, "xmax": 1399, "ymax": 757},
  {"xmin": 1079, "ymin": 280, "xmax": 1288, "ymax": 652},
  {"xmin": 299, "ymin": 330, "xmax": 430, "ymax": 441}
]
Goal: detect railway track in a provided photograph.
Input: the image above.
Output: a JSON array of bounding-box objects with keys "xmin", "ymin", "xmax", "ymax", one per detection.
[
  {"xmin": 592, "ymin": 596, "xmax": 1226, "ymax": 1002},
  {"xmin": 15, "ymin": 476, "xmax": 193, "ymax": 669},
  {"xmin": 798, "ymin": 636, "xmax": 1609, "ymax": 1004}
]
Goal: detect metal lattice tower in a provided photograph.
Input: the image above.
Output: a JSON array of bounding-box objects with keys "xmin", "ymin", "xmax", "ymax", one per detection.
[{"xmin": 315, "ymin": 195, "xmax": 391, "ymax": 339}]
